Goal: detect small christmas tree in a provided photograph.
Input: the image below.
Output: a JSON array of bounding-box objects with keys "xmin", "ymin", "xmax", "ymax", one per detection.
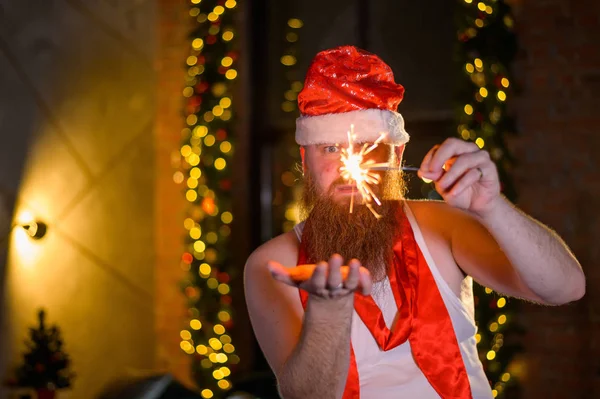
[{"xmin": 11, "ymin": 309, "xmax": 75, "ymax": 390}]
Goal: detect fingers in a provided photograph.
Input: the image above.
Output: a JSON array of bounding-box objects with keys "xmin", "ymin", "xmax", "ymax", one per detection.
[
  {"xmin": 267, "ymin": 261, "xmax": 296, "ymax": 286},
  {"xmin": 436, "ymin": 150, "xmax": 490, "ymax": 193},
  {"xmin": 420, "ymin": 138, "xmax": 479, "ymax": 181},
  {"xmin": 447, "ymin": 168, "xmax": 482, "ymax": 198},
  {"xmin": 326, "ymin": 254, "xmax": 344, "ymax": 290},
  {"xmin": 358, "ymin": 267, "xmax": 373, "ymax": 295},
  {"xmin": 344, "ymin": 259, "xmax": 361, "ymax": 291}
]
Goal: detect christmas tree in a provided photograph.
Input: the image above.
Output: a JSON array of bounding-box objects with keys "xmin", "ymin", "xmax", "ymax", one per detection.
[{"xmin": 11, "ymin": 309, "xmax": 75, "ymax": 390}]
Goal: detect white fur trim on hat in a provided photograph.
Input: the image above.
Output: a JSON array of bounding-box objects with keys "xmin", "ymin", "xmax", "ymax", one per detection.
[{"xmin": 295, "ymin": 109, "xmax": 410, "ymax": 146}]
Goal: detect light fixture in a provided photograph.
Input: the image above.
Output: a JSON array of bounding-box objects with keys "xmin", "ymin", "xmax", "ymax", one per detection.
[{"xmin": 20, "ymin": 221, "xmax": 47, "ymax": 240}]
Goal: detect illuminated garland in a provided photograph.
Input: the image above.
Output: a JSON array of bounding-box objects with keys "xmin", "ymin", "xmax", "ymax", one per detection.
[
  {"xmin": 175, "ymin": 0, "xmax": 240, "ymax": 397},
  {"xmin": 456, "ymin": 1, "xmax": 521, "ymax": 397},
  {"xmin": 279, "ymin": 18, "xmax": 304, "ymax": 233}
]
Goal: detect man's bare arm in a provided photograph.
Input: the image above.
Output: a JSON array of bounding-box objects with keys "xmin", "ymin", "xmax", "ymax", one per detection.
[{"xmin": 244, "ymin": 235, "xmax": 370, "ymax": 398}]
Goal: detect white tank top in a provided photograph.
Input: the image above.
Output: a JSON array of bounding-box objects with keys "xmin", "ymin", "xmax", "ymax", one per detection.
[{"xmin": 293, "ymin": 204, "xmax": 493, "ymax": 398}]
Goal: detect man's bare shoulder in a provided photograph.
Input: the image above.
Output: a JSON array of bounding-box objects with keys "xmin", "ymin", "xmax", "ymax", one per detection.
[{"xmin": 246, "ymin": 231, "xmax": 300, "ymax": 272}]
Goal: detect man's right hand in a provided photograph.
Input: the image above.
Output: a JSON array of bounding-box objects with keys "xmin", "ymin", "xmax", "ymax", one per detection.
[{"xmin": 267, "ymin": 254, "xmax": 373, "ymax": 298}]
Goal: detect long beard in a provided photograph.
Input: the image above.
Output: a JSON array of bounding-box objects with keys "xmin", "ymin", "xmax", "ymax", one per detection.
[{"xmin": 299, "ymin": 170, "xmax": 406, "ymax": 282}]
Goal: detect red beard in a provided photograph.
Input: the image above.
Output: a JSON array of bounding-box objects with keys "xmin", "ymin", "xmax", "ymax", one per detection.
[{"xmin": 299, "ymin": 170, "xmax": 406, "ymax": 281}]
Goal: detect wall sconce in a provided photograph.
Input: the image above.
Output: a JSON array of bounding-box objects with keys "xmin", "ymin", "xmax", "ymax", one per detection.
[{"xmin": 20, "ymin": 221, "xmax": 48, "ymax": 240}]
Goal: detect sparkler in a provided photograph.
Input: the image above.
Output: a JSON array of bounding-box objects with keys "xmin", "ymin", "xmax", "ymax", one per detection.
[
  {"xmin": 339, "ymin": 125, "xmax": 420, "ymax": 218},
  {"xmin": 339, "ymin": 125, "xmax": 390, "ymax": 219}
]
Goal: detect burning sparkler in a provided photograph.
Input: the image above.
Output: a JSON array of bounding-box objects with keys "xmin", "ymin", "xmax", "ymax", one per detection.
[{"xmin": 339, "ymin": 125, "xmax": 391, "ymax": 219}]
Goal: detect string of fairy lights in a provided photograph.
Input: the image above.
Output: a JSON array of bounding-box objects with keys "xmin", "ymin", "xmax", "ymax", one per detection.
[
  {"xmin": 279, "ymin": 18, "xmax": 304, "ymax": 233},
  {"xmin": 456, "ymin": 0, "xmax": 520, "ymax": 397},
  {"xmin": 174, "ymin": 0, "xmax": 240, "ymax": 397}
]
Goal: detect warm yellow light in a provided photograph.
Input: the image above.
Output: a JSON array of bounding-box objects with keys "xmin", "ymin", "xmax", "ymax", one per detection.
[
  {"xmin": 475, "ymin": 138, "xmax": 485, "ymax": 148},
  {"xmin": 485, "ymin": 287, "xmax": 493, "ymax": 294},
  {"xmin": 221, "ymin": 56, "xmax": 233, "ymax": 67},
  {"xmin": 221, "ymin": 110, "xmax": 232, "ymax": 121},
  {"xmin": 225, "ymin": 69, "xmax": 238, "ymax": 80},
  {"xmin": 194, "ymin": 125, "xmax": 209, "ymax": 137},
  {"xmin": 207, "ymin": 278, "xmax": 219, "ymax": 289},
  {"xmin": 489, "ymin": 322, "xmax": 499, "ymax": 332},
  {"xmin": 180, "ymin": 341, "xmax": 195, "ymax": 354},
  {"xmin": 222, "ymin": 31, "xmax": 234, "ymax": 41},
  {"xmin": 213, "ymin": 106, "xmax": 224, "ymax": 117},
  {"xmin": 187, "ymin": 56, "xmax": 198, "ymax": 66},
  {"xmin": 215, "ymin": 353, "xmax": 228, "ymax": 363},
  {"xmin": 286, "ymin": 32, "xmax": 298, "ymax": 42},
  {"xmin": 214, "ymin": 158, "xmax": 226, "ymax": 170},
  {"xmin": 501, "ymin": 373, "xmax": 510, "ymax": 382},
  {"xmin": 204, "ymin": 135, "xmax": 216, "ymax": 147},
  {"xmin": 191, "ymin": 0, "xmax": 201, "ymax": 4},
  {"xmin": 196, "ymin": 344, "xmax": 208, "ymax": 355},
  {"xmin": 220, "ymin": 97, "xmax": 232, "ymax": 108},
  {"xmin": 187, "ymin": 178, "xmax": 198, "ymax": 189},
  {"xmin": 221, "ymin": 211, "xmax": 233, "ymax": 224},
  {"xmin": 497, "ymin": 297, "xmax": 506, "ymax": 308},
  {"xmin": 465, "ymin": 63, "xmax": 475, "ymax": 73},
  {"xmin": 223, "ymin": 343, "xmax": 235, "ymax": 353},
  {"xmin": 183, "ymin": 87, "xmax": 194, "ymax": 97},
  {"xmin": 214, "ymin": 324, "xmax": 226, "ymax": 335},
  {"xmin": 218, "ymin": 311, "xmax": 231, "ymax": 322},
  {"xmin": 475, "ymin": 333, "xmax": 481, "ymax": 343},
  {"xmin": 492, "ymin": 390, "xmax": 498, "ymax": 398},
  {"xmin": 207, "ymin": 12, "xmax": 218, "ymax": 22},
  {"xmin": 190, "ymin": 167, "xmax": 201, "ymax": 179},
  {"xmin": 180, "ymin": 330, "xmax": 192, "ymax": 340},
  {"xmin": 186, "ymin": 190, "xmax": 198, "ymax": 202},
  {"xmin": 461, "ymin": 129, "xmax": 470, "ymax": 140},
  {"xmin": 474, "ymin": 58, "xmax": 483, "ymax": 69},
  {"xmin": 501, "ymin": 78, "xmax": 510, "ymax": 88},
  {"xmin": 192, "ymin": 38, "xmax": 204, "ymax": 50},
  {"xmin": 281, "ymin": 55, "xmax": 297, "ymax": 66},
  {"xmin": 486, "ymin": 5, "xmax": 493, "ymax": 14},
  {"xmin": 464, "ymin": 0, "xmax": 473, "ymax": 3},
  {"xmin": 221, "ymin": 367, "xmax": 231, "ymax": 377},
  {"xmin": 199, "ymin": 263, "xmax": 211, "ymax": 275},
  {"xmin": 220, "ymin": 335, "xmax": 232, "ymax": 344},
  {"xmin": 190, "ymin": 8, "xmax": 200, "ymax": 17},
  {"xmin": 214, "ymin": 5, "xmax": 225, "ymax": 15},
  {"xmin": 213, "ymin": 370, "xmax": 224, "ymax": 380},
  {"xmin": 218, "ymin": 380, "xmax": 230, "ymax": 389},
  {"xmin": 187, "ymin": 115, "xmax": 198, "ymax": 126},
  {"xmin": 204, "ymin": 112, "xmax": 214, "ymax": 122},
  {"xmin": 498, "ymin": 315, "xmax": 507, "ymax": 324},
  {"xmin": 190, "ymin": 227, "xmax": 201, "ymax": 240},
  {"xmin": 487, "ymin": 350, "xmax": 496, "ymax": 360},
  {"xmin": 477, "ymin": 2, "xmax": 486, "ymax": 11},
  {"xmin": 225, "ymin": 0, "xmax": 236, "ymax": 8},
  {"xmin": 187, "ymin": 154, "xmax": 200, "ymax": 166},
  {"xmin": 218, "ymin": 284, "xmax": 230, "ymax": 295},
  {"xmin": 220, "ymin": 142, "xmax": 232, "ymax": 155},
  {"xmin": 497, "ymin": 90, "xmax": 507, "ymax": 101},
  {"xmin": 464, "ymin": 104, "xmax": 474, "ymax": 115},
  {"xmin": 479, "ymin": 87, "xmax": 488, "ymax": 97},
  {"xmin": 201, "ymin": 389, "xmax": 214, "ymax": 399},
  {"xmin": 288, "ymin": 18, "xmax": 303, "ymax": 28},
  {"xmin": 190, "ymin": 319, "xmax": 202, "ymax": 330},
  {"xmin": 282, "ymin": 101, "xmax": 295, "ymax": 112},
  {"xmin": 184, "ymin": 218, "xmax": 195, "ymax": 230},
  {"xmin": 181, "ymin": 145, "xmax": 192, "ymax": 157},
  {"xmin": 194, "ymin": 241, "xmax": 206, "ymax": 253},
  {"xmin": 209, "ymin": 338, "xmax": 223, "ymax": 350},
  {"xmin": 475, "ymin": 19, "xmax": 484, "ymax": 28}
]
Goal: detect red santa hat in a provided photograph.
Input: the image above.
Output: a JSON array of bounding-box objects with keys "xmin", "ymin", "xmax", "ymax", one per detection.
[{"xmin": 296, "ymin": 46, "xmax": 409, "ymax": 146}]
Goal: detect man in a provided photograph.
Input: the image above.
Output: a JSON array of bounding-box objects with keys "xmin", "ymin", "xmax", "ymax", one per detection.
[{"xmin": 244, "ymin": 46, "xmax": 585, "ymax": 398}]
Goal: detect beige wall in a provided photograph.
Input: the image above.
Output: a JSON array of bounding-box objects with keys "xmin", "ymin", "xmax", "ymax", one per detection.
[{"xmin": 0, "ymin": 1, "xmax": 158, "ymax": 398}]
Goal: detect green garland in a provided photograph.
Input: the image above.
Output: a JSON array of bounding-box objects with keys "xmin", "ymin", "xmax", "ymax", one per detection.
[
  {"xmin": 456, "ymin": 0, "xmax": 522, "ymax": 397},
  {"xmin": 177, "ymin": 0, "xmax": 240, "ymax": 397}
]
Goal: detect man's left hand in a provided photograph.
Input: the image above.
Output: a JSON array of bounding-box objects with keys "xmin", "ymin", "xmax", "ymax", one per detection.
[{"xmin": 418, "ymin": 137, "xmax": 501, "ymax": 216}]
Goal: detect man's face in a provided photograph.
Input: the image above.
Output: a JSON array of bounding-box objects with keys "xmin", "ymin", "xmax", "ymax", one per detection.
[{"xmin": 302, "ymin": 142, "xmax": 401, "ymax": 204}]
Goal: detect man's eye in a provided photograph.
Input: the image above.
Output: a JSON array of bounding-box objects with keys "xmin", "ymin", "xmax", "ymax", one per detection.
[{"xmin": 324, "ymin": 146, "xmax": 339, "ymax": 154}]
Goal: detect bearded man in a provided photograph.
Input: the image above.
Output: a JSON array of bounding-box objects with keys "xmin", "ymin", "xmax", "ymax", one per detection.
[{"xmin": 244, "ymin": 46, "xmax": 585, "ymax": 399}]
